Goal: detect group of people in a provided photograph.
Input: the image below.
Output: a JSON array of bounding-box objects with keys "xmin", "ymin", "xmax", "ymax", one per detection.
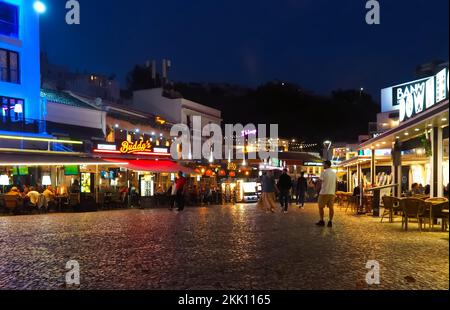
[
  {"xmin": 2, "ymin": 180, "xmax": 81, "ymax": 213},
  {"xmin": 3, "ymin": 185, "xmax": 56, "ymax": 210},
  {"xmin": 408, "ymin": 183, "xmax": 430, "ymax": 197},
  {"xmin": 258, "ymin": 160, "xmax": 337, "ymax": 227}
]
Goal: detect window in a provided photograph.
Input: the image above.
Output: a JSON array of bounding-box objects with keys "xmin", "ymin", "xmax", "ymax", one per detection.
[
  {"xmin": 0, "ymin": 2, "xmax": 19, "ymax": 38},
  {"xmin": 0, "ymin": 48, "xmax": 20, "ymax": 83},
  {"xmin": 1, "ymin": 96, "xmax": 24, "ymax": 123}
]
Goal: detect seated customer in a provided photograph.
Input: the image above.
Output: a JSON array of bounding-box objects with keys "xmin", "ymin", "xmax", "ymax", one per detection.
[
  {"xmin": 43, "ymin": 185, "xmax": 56, "ymax": 201},
  {"xmin": 26, "ymin": 187, "xmax": 41, "ymax": 207},
  {"xmin": 43, "ymin": 185, "xmax": 57, "ymax": 209},
  {"xmin": 5, "ymin": 187, "xmax": 22, "ymax": 198},
  {"xmin": 408, "ymin": 183, "xmax": 421, "ymax": 196}
]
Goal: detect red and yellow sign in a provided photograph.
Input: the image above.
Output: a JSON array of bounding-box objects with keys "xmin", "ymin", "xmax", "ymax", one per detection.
[
  {"xmin": 120, "ymin": 140, "xmax": 152, "ymax": 154},
  {"xmin": 227, "ymin": 162, "xmax": 237, "ymax": 171}
]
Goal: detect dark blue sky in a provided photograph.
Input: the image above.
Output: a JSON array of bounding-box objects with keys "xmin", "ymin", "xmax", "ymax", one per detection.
[{"xmin": 40, "ymin": 0, "xmax": 449, "ymax": 100}]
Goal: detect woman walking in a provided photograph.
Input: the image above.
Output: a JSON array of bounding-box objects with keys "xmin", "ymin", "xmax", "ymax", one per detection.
[{"xmin": 258, "ymin": 170, "xmax": 279, "ymax": 213}]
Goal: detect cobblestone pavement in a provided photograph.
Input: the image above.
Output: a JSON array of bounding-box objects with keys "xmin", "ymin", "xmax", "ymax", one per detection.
[{"xmin": 0, "ymin": 203, "xmax": 448, "ymax": 290}]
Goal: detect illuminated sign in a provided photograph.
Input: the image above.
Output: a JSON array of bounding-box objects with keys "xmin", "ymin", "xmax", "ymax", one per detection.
[
  {"xmin": 92, "ymin": 140, "xmax": 171, "ymax": 157},
  {"xmin": 241, "ymin": 129, "xmax": 257, "ymax": 137},
  {"xmin": 153, "ymin": 147, "xmax": 169, "ymax": 154},
  {"xmin": 304, "ymin": 162, "xmax": 323, "ymax": 167},
  {"xmin": 359, "ymin": 149, "xmax": 392, "ymax": 156},
  {"xmin": 389, "ymin": 67, "xmax": 449, "ymax": 122},
  {"xmin": 97, "ymin": 144, "xmax": 117, "ymax": 151},
  {"xmin": 227, "ymin": 162, "xmax": 237, "ymax": 171},
  {"xmin": 120, "ymin": 140, "xmax": 152, "ymax": 154}
]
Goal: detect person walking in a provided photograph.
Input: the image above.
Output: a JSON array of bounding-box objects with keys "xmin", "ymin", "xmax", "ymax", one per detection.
[
  {"xmin": 316, "ymin": 161, "xmax": 337, "ymax": 228},
  {"xmin": 259, "ymin": 170, "xmax": 279, "ymax": 213},
  {"xmin": 278, "ymin": 169, "xmax": 292, "ymax": 213},
  {"xmin": 297, "ymin": 172, "xmax": 307, "ymax": 209},
  {"xmin": 175, "ymin": 171, "xmax": 187, "ymax": 212},
  {"xmin": 168, "ymin": 180, "xmax": 177, "ymax": 211}
]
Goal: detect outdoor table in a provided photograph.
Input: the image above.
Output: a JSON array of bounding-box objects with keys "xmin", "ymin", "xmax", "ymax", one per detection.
[
  {"xmin": 365, "ymin": 184, "xmax": 398, "ymax": 217},
  {"xmin": 424, "ymin": 200, "xmax": 448, "ymax": 231}
]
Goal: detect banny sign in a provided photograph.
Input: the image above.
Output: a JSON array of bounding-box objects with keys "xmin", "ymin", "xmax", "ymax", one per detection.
[{"xmin": 394, "ymin": 67, "xmax": 449, "ymax": 123}]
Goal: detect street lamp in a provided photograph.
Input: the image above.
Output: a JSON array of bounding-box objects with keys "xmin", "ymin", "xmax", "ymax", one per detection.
[
  {"xmin": 33, "ymin": 1, "xmax": 47, "ymax": 14},
  {"xmin": 323, "ymin": 140, "xmax": 332, "ymax": 161}
]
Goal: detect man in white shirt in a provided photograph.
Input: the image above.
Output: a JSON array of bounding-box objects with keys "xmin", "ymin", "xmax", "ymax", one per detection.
[
  {"xmin": 26, "ymin": 187, "xmax": 41, "ymax": 207},
  {"xmin": 316, "ymin": 161, "xmax": 337, "ymax": 228}
]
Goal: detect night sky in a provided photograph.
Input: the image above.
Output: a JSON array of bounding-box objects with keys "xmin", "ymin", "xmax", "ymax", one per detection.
[{"xmin": 40, "ymin": 0, "xmax": 449, "ymax": 100}]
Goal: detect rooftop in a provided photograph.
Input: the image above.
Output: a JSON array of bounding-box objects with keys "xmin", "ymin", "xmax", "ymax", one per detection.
[{"xmin": 40, "ymin": 89, "xmax": 98, "ymax": 110}]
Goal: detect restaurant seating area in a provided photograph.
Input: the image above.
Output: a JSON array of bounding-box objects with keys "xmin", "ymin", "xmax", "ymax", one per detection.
[
  {"xmin": 0, "ymin": 186, "xmax": 226, "ymax": 215},
  {"xmin": 377, "ymin": 195, "xmax": 448, "ymax": 232},
  {"xmin": 0, "ymin": 192, "xmax": 81, "ymax": 215},
  {"xmin": 337, "ymin": 190, "xmax": 449, "ymax": 232}
]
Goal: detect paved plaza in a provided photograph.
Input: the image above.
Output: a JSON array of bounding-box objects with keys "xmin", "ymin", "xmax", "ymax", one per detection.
[{"xmin": 0, "ymin": 204, "xmax": 448, "ymax": 290}]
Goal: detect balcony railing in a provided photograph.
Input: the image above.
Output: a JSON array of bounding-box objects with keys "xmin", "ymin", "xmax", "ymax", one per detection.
[{"xmin": 0, "ymin": 118, "xmax": 42, "ymax": 134}]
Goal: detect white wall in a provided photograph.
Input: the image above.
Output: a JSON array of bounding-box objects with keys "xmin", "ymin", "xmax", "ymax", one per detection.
[
  {"xmin": 133, "ymin": 88, "xmax": 182, "ymax": 123},
  {"xmin": 46, "ymin": 102, "xmax": 106, "ymax": 134},
  {"xmin": 181, "ymin": 98, "xmax": 222, "ymax": 125},
  {"xmin": 132, "ymin": 88, "xmax": 223, "ymax": 127}
]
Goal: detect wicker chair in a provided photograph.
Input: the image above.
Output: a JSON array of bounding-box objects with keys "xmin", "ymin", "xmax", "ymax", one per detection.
[
  {"xmin": 424, "ymin": 200, "xmax": 449, "ymax": 231},
  {"xmin": 400, "ymin": 198, "xmax": 427, "ymax": 231},
  {"xmin": 3, "ymin": 195, "xmax": 19, "ymax": 215},
  {"xmin": 381, "ymin": 196, "xmax": 401, "ymax": 223},
  {"xmin": 345, "ymin": 194, "xmax": 359, "ymax": 214}
]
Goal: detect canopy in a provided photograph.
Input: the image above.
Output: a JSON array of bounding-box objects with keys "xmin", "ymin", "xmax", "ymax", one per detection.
[
  {"xmin": 0, "ymin": 153, "xmax": 124, "ymax": 166},
  {"xmin": 105, "ymin": 159, "xmax": 195, "ymax": 175}
]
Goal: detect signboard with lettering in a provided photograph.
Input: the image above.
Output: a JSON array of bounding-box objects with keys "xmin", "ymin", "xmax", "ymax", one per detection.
[
  {"xmin": 227, "ymin": 162, "xmax": 237, "ymax": 171},
  {"xmin": 382, "ymin": 67, "xmax": 449, "ymax": 122},
  {"xmin": 304, "ymin": 162, "xmax": 323, "ymax": 167},
  {"xmin": 97, "ymin": 144, "xmax": 117, "ymax": 151},
  {"xmin": 120, "ymin": 140, "xmax": 153, "ymax": 154}
]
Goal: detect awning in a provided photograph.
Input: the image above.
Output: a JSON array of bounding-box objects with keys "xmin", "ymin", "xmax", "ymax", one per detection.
[
  {"xmin": 104, "ymin": 159, "xmax": 195, "ymax": 174},
  {"xmin": 0, "ymin": 153, "xmax": 126, "ymax": 166},
  {"xmin": 360, "ymin": 99, "xmax": 449, "ymax": 150}
]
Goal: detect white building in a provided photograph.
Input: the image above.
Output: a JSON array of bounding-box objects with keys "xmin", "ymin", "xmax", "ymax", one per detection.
[{"xmin": 132, "ymin": 88, "xmax": 222, "ymax": 129}]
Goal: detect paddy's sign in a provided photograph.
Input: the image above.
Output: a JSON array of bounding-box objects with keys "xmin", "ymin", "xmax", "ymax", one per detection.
[{"xmin": 381, "ymin": 67, "xmax": 449, "ymax": 122}]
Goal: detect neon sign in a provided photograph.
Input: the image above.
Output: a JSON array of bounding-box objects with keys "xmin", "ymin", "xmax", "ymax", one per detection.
[
  {"xmin": 120, "ymin": 140, "xmax": 153, "ymax": 154},
  {"xmin": 396, "ymin": 67, "xmax": 449, "ymax": 123}
]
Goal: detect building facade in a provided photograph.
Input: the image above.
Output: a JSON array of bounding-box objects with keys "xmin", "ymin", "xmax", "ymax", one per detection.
[{"xmin": 1, "ymin": 0, "xmax": 42, "ymax": 134}]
